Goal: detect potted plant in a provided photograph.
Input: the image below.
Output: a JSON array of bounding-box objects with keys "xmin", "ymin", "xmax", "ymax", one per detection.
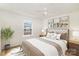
[{"xmin": 1, "ymin": 27, "xmax": 14, "ymax": 50}]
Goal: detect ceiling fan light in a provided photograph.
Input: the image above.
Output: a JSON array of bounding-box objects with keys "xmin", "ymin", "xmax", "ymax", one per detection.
[
  {"xmin": 43, "ymin": 8, "xmax": 47, "ymax": 10},
  {"xmin": 44, "ymin": 11, "xmax": 47, "ymax": 15}
]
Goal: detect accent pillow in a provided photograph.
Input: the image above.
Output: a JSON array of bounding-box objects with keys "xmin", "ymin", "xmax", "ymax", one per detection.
[
  {"xmin": 56, "ymin": 34, "xmax": 61, "ymax": 40},
  {"xmin": 46, "ymin": 33, "xmax": 52, "ymax": 38},
  {"xmin": 46, "ymin": 33, "xmax": 57, "ymax": 40}
]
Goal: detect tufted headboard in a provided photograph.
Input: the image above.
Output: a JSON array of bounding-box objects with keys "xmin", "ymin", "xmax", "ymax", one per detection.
[
  {"xmin": 47, "ymin": 29, "xmax": 69, "ymax": 40},
  {"xmin": 46, "ymin": 29, "xmax": 69, "ymax": 49}
]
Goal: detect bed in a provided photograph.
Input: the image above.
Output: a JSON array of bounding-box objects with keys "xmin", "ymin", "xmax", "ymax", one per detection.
[{"xmin": 21, "ymin": 29, "xmax": 69, "ymax": 56}]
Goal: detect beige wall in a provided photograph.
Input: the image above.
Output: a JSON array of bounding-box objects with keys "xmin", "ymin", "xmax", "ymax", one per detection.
[
  {"xmin": 0, "ymin": 30, "xmax": 1, "ymax": 53},
  {"xmin": 69, "ymin": 12, "xmax": 79, "ymax": 29},
  {"xmin": 0, "ymin": 18, "xmax": 3, "ymax": 53},
  {"xmin": 69, "ymin": 12, "xmax": 79, "ymax": 40},
  {"xmin": 0, "ymin": 11, "xmax": 42, "ymax": 49},
  {"xmin": 0, "ymin": 16, "xmax": 3, "ymax": 53}
]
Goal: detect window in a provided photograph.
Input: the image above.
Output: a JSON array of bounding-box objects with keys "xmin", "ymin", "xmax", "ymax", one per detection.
[{"xmin": 24, "ymin": 20, "xmax": 32, "ymax": 35}]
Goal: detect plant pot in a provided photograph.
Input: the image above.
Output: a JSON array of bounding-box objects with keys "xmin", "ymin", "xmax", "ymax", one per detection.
[{"xmin": 4, "ymin": 44, "xmax": 10, "ymax": 50}]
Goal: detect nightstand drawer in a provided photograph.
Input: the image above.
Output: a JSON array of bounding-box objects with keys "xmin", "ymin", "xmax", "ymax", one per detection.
[
  {"xmin": 69, "ymin": 43, "xmax": 79, "ymax": 49},
  {"xmin": 69, "ymin": 40, "xmax": 79, "ymax": 55}
]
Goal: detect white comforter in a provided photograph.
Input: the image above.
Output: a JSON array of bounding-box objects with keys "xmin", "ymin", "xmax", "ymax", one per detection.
[
  {"xmin": 22, "ymin": 37, "xmax": 67, "ymax": 56},
  {"xmin": 41, "ymin": 37, "xmax": 67, "ymax": 55}
]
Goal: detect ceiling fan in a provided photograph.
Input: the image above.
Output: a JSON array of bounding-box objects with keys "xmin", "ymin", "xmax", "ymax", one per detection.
[
  {"xmin": 43, "ymin": 8, "xmax": 48, "ymax": 16},
  {"xmin": 36, "ymin": 7, "xmax": 48, "ymax": 16}
]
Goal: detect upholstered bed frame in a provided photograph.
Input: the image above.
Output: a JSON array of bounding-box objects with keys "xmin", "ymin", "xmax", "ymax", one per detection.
[{"xmin": 46, "ymin": 29, "xmax": 70, "ymax": 49}]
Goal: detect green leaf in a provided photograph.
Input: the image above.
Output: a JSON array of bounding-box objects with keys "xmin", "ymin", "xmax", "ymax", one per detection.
[{"xmin": 1, "ymin": 27, "xmax": 14, "ymax": 40}]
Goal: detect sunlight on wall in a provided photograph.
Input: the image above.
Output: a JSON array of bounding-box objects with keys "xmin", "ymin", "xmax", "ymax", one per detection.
[{"xmin": 72, "ymin": 28, "xmax": 79, "ymax": 40}]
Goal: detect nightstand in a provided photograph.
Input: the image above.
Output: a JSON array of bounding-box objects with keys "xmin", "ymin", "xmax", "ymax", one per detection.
[{"xmin": 69, "ymin": 40, "xmax": 79, "ymax": 56}]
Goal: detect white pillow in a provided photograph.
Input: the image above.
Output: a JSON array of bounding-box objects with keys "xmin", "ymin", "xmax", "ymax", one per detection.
[
  {"xmin": 46, "ymin": 33, "xmax": 61, "ymax": 40},
  {"xmin": 51, "ymin": 33, "xmax": 57, "ymax": 39},
  {"xmin": 46, "ymin": 33, "xmax": 57, "ymax": 40},
  {"xmin": 56, "ymin": 34, "xmax": 61, "ymax": 40},
  {"xmin": 46, "ymin": 33, "xmax": 52, "ymax": 37},
  {"xmin": 51, "ymin": 33, "xmax": 57, "ymax": 37}
]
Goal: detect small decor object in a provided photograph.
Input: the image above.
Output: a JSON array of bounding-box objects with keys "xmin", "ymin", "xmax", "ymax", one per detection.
[{"xmin": 1, "ymin": 27, "xmax": 14, "ymax": 50}]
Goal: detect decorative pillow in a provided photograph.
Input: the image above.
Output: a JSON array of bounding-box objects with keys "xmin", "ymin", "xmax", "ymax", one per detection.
[
  {"xmin": 60, "ymin": 33, "xmax": 67, "ymax": 40},
  {"xmin": 51, "ymin": 33, "xmax": 57, "ymax": 38},
  {"xmin": 46, "ymin": 33, "xmax": 52, "ymax": 38},
  {"xmin": 56, "ymin": 34, "xmax": 61, "ymax": 40},
  {"xmin": 46, "ymin": 33, "xmax": 57, "ymax": 40}
]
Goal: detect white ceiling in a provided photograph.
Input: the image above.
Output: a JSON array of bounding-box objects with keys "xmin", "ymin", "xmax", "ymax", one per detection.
[{"xmin": 0, "ymin": 3, "xmax": 79, "ymax": 19}]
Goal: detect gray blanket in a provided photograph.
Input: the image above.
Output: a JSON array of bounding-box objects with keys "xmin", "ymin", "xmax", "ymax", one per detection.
[{"xmin": 39, "ymin": 38, "xmax": 63, "ymax": 56}]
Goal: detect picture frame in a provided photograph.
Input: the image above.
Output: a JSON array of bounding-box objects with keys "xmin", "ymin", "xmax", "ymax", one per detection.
[{"xmin": 48, "ymin": 16, "xmax": 69, "ymax": 29}]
